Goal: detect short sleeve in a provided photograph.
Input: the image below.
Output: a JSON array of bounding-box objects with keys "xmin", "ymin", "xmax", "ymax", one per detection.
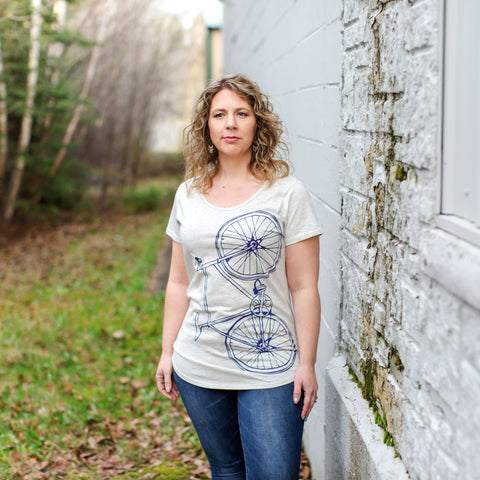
[
  {"xmin": 283, "ymin": 179, "xmax": 323, "ymax": 246},
  {"xmin": 165, "ymin": 184, "xmax": 183, "ymax": 243}
]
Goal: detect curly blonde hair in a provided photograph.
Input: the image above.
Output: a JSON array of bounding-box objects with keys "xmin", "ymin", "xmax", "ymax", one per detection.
[{"xmin": 184, "ymin": 74, "xmax": 290, "ymax": 192}]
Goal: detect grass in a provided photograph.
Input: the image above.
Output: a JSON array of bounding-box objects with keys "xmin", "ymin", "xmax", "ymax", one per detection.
[{"xmin": 0, "ymin": 191, "xmax": 208, "ymax": 479}]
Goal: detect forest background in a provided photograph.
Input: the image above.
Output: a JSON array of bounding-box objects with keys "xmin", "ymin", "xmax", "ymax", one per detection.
[
  {"xmin": 0, "ymin": 0, "xmax": 213, "ymax": 478},
  {"xmin": 0, "ymin": 0, "xmax": 206, "ymax": 227}
]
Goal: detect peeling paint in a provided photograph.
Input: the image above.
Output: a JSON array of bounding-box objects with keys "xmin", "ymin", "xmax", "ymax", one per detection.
[{"xmin": 348, "ymin": 0, "xmax": 413, "ymax": 456}]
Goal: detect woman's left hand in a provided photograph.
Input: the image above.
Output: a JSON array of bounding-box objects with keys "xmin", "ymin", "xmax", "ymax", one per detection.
[{"xmin": 293, "ymin": 363, "xmax": 318, "ymax": 420}]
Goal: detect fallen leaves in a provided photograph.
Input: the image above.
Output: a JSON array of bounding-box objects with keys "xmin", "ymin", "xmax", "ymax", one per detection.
[
  {"xmin": 112, "ymin": 330, "xmax": 125, "ymax": 340},
  {"xmin": 1, "ymin": 213, "xmax": 209, "ymax": 479},
  {"xmin": 300, "ymin": 451, "xmax": 312, "ymax": 479},
  {"xmin": 8, "ymin": 408, "xmax": 210, "ymax": 479}
]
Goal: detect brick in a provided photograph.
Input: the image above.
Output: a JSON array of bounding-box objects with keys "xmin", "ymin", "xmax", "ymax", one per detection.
[
  {"xmin": 343, "ymin": 15, "xmax": 370, "ymax": 50},
  {"xmin": 374, "ymin": 2, "xmax": 409, "ymax": 94},
  {"xmin": 341, "ymin": 227, "xmax": 375, "ymax": 274},
  {"xmin": 343, "ymin": 0, "xmax": 362, "ymax": 25},
  {"xmin": 341, "ymin": 132, "xmax": 371, "ymax": 197},
  {"xmin": 404, "ymin": 0, "xmax": 439, "ymax": 53},
  {"xmin": 341, "ymin": 188, "xmax": 372, "ymax": 237},
  {"xmin": 460, "ymin": 305, "xmax": 480, "ymax": 372}
]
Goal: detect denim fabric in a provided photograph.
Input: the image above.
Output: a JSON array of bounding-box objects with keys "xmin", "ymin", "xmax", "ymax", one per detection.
[{"xmin": 173, "ymin": 371, "xmax": 304, "ymax": 480}]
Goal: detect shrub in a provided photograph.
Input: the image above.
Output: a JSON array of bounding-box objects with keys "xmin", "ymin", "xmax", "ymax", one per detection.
[{"xmin": 120, "ymin": 186, "xmax": 176, "ymax": 213}]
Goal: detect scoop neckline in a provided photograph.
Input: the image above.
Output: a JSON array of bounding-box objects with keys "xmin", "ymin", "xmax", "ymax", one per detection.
[{"xmin": 201, "ymin": 181, "xmax": 268, "ymax": 210}]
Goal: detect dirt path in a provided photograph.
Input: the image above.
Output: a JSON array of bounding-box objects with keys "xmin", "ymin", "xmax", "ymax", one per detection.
[{"xmin": 147, "ymin": 237, "xmax": 172, "ymax": 294}]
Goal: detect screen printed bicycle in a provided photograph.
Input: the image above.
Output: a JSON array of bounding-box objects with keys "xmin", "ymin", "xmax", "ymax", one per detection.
[{"xmin": 193, "ymin": 210, "xmax": 297, "ymax": 374}]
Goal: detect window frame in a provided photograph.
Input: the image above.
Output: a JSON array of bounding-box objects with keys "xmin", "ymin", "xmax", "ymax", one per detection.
[{"xmin": 438, "ymin": 0, "xmax": 480, "ymax": 247}]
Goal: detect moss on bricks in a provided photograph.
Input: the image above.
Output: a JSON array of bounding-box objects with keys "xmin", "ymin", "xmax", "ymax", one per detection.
[
  {"xmin": 395, "ymin": 165, "xmax": 408, "ymax": 182},
  {"xmin": 348, "ymin": 362, "xmax": 401, "ymax": 458}
]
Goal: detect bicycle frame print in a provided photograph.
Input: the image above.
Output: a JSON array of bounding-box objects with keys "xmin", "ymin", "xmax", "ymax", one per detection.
[{"xmin": 192, "ymin": 210, "xmax": 297, "ymax": 374}]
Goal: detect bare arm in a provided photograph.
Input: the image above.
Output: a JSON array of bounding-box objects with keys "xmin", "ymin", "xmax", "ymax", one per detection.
[
  {"xmin": 285, "ymin": 235, "xmax": 321, "ymax": 420},
  {"xmin": 156, "ymin": 240, "xmax": 190, "ymax": 401}
]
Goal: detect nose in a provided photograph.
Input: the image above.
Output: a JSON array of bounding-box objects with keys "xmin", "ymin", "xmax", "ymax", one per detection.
[{"xmin": 226, "ymin": 113, "xmax": 237, "ymax": 129}]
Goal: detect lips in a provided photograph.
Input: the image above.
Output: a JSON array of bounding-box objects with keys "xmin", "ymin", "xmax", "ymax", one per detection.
[{"xmin": 223, "ymin": 136, "xmax": 239, "ymax": 143}]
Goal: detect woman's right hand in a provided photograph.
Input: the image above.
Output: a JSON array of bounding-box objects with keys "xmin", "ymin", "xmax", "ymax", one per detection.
[{"xmin": 155, "ymin": 353, "xmax": 179, "ymax": 401}]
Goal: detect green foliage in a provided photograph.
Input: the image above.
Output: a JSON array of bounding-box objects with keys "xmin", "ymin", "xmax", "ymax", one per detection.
[
  {"xmin": 39, "ymin": 157, "xmax": 91, "ymax": 210},
  {"xmin": 2, "ymin": 1, "xmax": 184, "ymax": 221},
  {"xmin": 0, "ymin": 211, "xmax": 207, "ymax": 478},
  {"xmin": 111, "ymin": 464, "xmax": 192, "ymax": 480},
  {"xmin": 0, "ymin": 0, "xmax": 93, "ymax": 212},
  {"xmin": 120, "ymin": 186, "xmax": 176, "ymax": 214},
  {"xmin": 142, "ymin": 152, "xmax": 185, "ymax": 177},
  {"xmin": 54, "ymin": 30, "xmax": 96, "ymax": 48}
]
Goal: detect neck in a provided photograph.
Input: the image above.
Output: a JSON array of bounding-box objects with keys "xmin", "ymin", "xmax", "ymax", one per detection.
[{"xmin": 215, "ymin": 154, "xmax": 254, "ymax": 185}]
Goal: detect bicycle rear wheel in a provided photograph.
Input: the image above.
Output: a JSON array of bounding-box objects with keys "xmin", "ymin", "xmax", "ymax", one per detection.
[{"xmin": 225, "ymin": 313, "xmax": 296, "ymax": 374}]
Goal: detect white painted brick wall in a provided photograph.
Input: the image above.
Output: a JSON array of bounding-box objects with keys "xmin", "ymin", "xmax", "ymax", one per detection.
[
  {"xmin": 339, "ymin": 1, "xmax": 480, "ymax": 479},
  {"xmin": 223, "ymin": 1, "xmax": 480, "ymax": 479}
]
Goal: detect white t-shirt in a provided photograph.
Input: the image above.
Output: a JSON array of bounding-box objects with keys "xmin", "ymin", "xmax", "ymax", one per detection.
[{"xmin": 166, "ymin": 175, "xmax": 322, "ymax": 390}]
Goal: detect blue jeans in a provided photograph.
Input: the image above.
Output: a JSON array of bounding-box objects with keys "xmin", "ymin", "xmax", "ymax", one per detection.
[{"xmin": 173, "ymin": 372, "xmax": 304, "ymax": 480}]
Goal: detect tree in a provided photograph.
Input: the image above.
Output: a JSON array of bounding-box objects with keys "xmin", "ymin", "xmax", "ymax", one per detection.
[
  {"xmin": 0, "ymin": 38, "xmax": 7, "ymax": 193},
  {"xmin": 41, "ymin": 0, "xmax": 67, "ymax": 133},
  {"xmin": 33, "ymin": 0, "xmax": 115, "ymax": 200},
  {"xmin": 0, "ymin": 0, "xmax": 202, "ymax": 221},
  {"xmin": 3, "ymin": 0, "xmax": 43, "ymax": 222},
  {"xmin": 0, "ymin": 0, "xmax": 94, "ymax": 219},
  {"xmin": 77, "ymin": 0, "xmax": 188, "ymax": 191}
]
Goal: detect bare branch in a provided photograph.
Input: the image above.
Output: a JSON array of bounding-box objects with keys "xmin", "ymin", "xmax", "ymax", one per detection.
[
  {"xmin": 41, "ymin": 0, "xmax": 115, "ymax": 186},
  {"xmin": 0, "ymin": 16, "xmax": 30, "ymax": 23}
]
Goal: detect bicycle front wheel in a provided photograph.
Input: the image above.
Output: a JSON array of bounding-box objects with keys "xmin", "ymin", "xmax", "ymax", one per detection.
[{"xmin": 216, "ymin": 211, "xmax": 282, "ymax": 280}]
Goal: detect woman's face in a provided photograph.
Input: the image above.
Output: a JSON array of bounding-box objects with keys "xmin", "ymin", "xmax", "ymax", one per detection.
[{"xmin": 208, "ymin": 88, "xmax": 256, "ymax": 160}]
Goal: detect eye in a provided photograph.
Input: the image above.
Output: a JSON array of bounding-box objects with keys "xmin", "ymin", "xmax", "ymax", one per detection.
[
  {"xmin": 213, "ymin": 112, "xmax": 224, "ymax": 118},
  {"xmin": 238, "ymin": 111, "xmax": 248, "ymax": 117}
]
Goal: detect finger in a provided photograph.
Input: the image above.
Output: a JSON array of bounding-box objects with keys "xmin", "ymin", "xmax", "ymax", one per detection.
[
  {"xmin": 156, "ymin": 368, "xmax": 180, "ymax": 401},
  {"xmin": 156, "ymin": 372, "xmax": 165, "ymax": 393},
  {"xmin": 157, "ymin": 382, "xmax": 176, "ymax": 400},
  {"xmin": 293, "ymin": 381, "xmax": 302, "ymax": 405},
  {"xmin": 170, "ymin": 378, "xmax": 180, "ymax": 402},
  {"xmin": 164, "ymin": 373, "xmax": 172, "ymax": 394},
  {"xmin": 301, "ymin": 386, "xmax": 317, "ymax": 417},
  {"xmin": 164, "ymin": 389, "xmax": 177, "ymax": 401},
  {"xmin": 301, "ymin": 400, "xmax": 310, "ymax": 420},
  {"xmin": 302, "ymin": 389, "xmax": 318, "ymax": 420},
  {"xmin": 156, "ymin": 373, "xmax": 172, "ymax": 398}
]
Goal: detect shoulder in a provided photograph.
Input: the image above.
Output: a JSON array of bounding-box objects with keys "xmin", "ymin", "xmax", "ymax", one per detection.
[
  {"xmin": 270, "ymin": 175, "xmax": 309, "ymax": 196},
  {"xmin": 175, "ymin": 179, "xmax": 198, "ymax": 200},
  {"xmin": 177, "ymin": 180, "xmax": 189, "ymax": 194}
]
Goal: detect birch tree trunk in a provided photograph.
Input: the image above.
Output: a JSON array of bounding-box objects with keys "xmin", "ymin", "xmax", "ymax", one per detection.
[
  {"xmin": 0, "ymin": 39, "xmax": 8, "ymax": 194},
  {"xmin": 38, "ymin": 0, "xmax": 115, "ymax": 194},
  {"xmin": 3, "ymin": 0, "xmax": 43, "ymax": 222},
  {"xmin": 42, "ymin": 0, "xmax": 67, "ymax": 133}
]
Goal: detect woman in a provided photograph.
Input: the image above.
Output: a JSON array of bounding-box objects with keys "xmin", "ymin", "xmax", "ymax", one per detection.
[{"xmin": 156, "ymin": 74, "xmax": 321, "ymax": 480}]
